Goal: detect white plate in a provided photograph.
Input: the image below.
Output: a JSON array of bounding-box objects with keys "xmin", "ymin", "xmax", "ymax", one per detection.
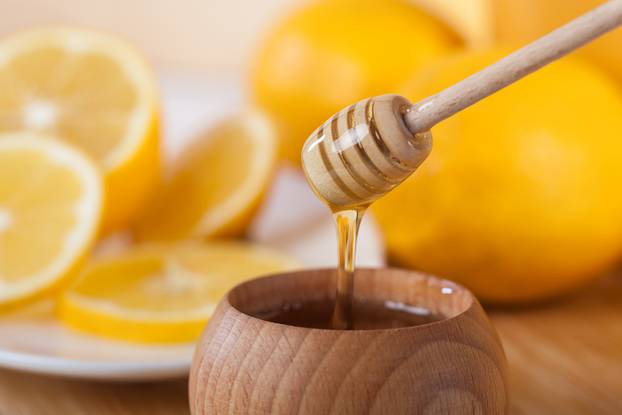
[{"xmin": 0, "ymin": 74, "xmax": 385, "ymax": 381}]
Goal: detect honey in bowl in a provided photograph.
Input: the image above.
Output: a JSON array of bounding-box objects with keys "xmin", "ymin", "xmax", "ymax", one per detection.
[{"xmin": 257, "ymin": 297, "xmax": 444, "ymax": 330}]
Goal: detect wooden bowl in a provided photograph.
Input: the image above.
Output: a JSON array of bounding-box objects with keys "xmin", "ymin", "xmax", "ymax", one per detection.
[{"xmin": 189, "ymin": 268, "xmax": 508, "ymax": 414}]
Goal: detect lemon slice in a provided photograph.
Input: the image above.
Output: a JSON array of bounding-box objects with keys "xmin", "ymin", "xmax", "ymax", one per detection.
[
  {"xmin": 134, "ymin": 112, "xmax": 277, "ymax": 240},
  {"xmin": 0, "ymin": 27, "xmax": 159, "ymax": 232},
  {"xmin": 59, "ymin": 241, "xmax": 300, "ymax": 343},
  {"xmin": 0, "ymin": 133, "xmax": 102, "ymax": 308}
]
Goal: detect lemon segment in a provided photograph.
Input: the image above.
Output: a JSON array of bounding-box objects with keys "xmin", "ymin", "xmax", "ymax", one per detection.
[
  {"xmin": 58, "ymin": 242, "xmax": 300, "ymax": 343},
  {"xmin": 0, "ymin": 133, "xmax": 102, "ymax": 308},
  {"xmin": 134, "ymin": 112, "xmax": 277, "ymax": 241},
  {"xmin": 0, "ymin": 27, "xmax": 160, "ymax": 232}
]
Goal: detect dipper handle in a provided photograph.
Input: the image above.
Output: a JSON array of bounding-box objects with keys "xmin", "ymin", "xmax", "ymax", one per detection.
[
  {"xmin": 302, "ymin": 0, "xmax": 622, "ymax": 209},
  {"xmin": 404, "ymin": 0, "xmax": 622, "ymax": 133}
]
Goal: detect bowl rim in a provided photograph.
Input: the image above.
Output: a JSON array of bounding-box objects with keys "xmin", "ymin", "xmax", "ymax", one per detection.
[{"xmin": 224, "ymin": 267, "xmax": 477, "ymax": 333}]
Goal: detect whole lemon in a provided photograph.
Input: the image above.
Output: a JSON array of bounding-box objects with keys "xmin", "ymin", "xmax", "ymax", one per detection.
[
  {"xmin": 251, "ymin": 0, "xmax": 461, "ymax": 165},
  {"xmin": 373, "ymin": 49, "xmax": 622, "ymax": 303},
  {"xmin": 492, "ymin": 0, "xmax": 622, "ymax": 83}
]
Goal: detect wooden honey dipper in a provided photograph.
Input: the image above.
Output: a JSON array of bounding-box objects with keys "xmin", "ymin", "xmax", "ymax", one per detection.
[{"xmin": 302, "ymin": 0, "xmax": 622, "ymax": 209}]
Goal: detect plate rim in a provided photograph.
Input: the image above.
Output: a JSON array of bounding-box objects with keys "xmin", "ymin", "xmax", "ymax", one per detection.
[{"xmin": 0, "ymin": 347, "xmax": 192, "ymax": 381}]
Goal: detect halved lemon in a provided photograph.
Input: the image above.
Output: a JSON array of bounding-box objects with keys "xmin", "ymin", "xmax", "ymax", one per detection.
[
  {"xmin": 134, "ymin": 112, "xmax": 277, "ymax": 241},
  {"xmin": 0, "ymin": 27, "xmax": 160, "ymax": 232},
  {"xmin": 0, "ymin": 133, "xmax": 102, "ymax": 309},
  {"xmin": 59, "ymin": 241, "xmax": 300, "ymax": 343}
]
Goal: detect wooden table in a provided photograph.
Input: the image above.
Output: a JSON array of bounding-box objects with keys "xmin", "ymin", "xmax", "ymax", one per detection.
[
  {"xmin": 0, "ymin": 276, "xmax": 620, "ymax": 414},
  {"xmin": 494, "ymin": 275, "xmax": 622, "ymax": 414},
  {"xmin": 0, "ymin": 372, "xmax": 190, "ymax": 414}
]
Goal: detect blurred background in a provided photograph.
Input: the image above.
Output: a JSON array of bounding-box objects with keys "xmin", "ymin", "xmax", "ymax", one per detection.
[
  {"xmin": 0, "ymin": 0, "xmax": 488, "ymax": 73},
  {"xmin": 0, "ymin": 0, "xmax": 622, "ymax": 413}
]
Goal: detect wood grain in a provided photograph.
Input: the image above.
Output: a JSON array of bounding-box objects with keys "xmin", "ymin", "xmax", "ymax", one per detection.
[
  {"xmin": 0, "ymin": 274, "xmax": 620, "ymax": 414},
  {"xmin": 492, "ymin": 275, "xmax": 622, "ymax": 415},
  {"xmin": 189, "ymin": 268, "xmax": 508, "ymax": 414},
  {"xmin": 0, "ymin": 370, "xmax": 189, "ymax": 415}
]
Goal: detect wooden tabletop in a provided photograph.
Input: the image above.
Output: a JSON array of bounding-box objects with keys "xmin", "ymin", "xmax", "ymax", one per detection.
[
  {"xmin": 0, "ymin": 372, "xmax": 190, "ymax": 415},
  {"xmin": 494, "ymin": 274, "xmax": 622, "ymax": 415},
  {"xmin": 0, "ymin": 275, "xmax": 620, "ymax": 415}
]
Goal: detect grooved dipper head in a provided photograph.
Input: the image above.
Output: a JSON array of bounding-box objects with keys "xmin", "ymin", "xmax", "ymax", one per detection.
[{"xmin": 302, "ymin": 94, "xmax": 432, "ymax": 209}]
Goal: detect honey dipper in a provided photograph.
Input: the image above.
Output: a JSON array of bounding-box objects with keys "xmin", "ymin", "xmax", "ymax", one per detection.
[{"xmin": 302, "ymin": 0, "xmax": 622, "ymax": 209}]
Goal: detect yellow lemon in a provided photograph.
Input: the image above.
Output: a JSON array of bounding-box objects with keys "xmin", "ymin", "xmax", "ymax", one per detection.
[
  {"xmin": 251, "ymin": 0, "xmax": 461, "ymax": 165},
  {"xmin": 0, "ymin": 27, "xmax": 160, "ymax": 232},
  {"xmin": 373, "ymin": 48, "xmax": 622, "ymax": 303},
  {"xmin": 412, "ymin": 0, "xmax": 492, "ymax": 45},
  {"xmin": 492, "ymin": 0, "xmax": 622, "ymax": 83},
  {"xmin": 0, "ymin": 133, "xmax": 102, "ymax": 309},
  {"xmin": 134, "ymin": 112, "xmax": 277, "ymax": 241},
  {"xmin": 58, "ymin": 241, "xmax": 300, "ymax": 343}
]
